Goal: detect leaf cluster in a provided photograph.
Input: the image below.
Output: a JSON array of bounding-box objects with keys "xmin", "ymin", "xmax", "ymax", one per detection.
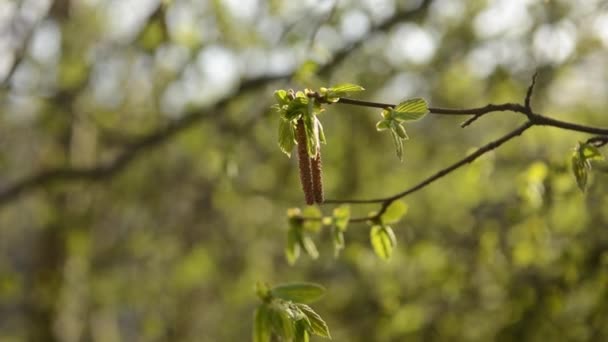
[
  {"xmin": 376, "ymin": 98, "xmax": 429, "ymax": 161},
  {"xmin": 254, "ymin": 282, "xmax": 331, "ymax": 342},
  {"xmin": 571, "ymin": 141, "xmax": 605, "ymax": 191}
]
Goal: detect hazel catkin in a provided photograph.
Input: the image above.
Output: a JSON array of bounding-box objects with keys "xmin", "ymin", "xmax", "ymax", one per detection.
[
  {"xmin": 310, "ymin": 148, "xmax": 324, "ymax": 204},
  {"xmin": 296, "ymin": 119, "xmax": 314, "ymax": 205}
]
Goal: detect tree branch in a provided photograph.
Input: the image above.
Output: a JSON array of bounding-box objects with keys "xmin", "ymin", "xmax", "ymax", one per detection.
[
  {"xmin": 0, "ymin": 5, "xmax": 428, "ymax": 206},
  {"xmin": 317, "ymin": 74, "xmax": 608, "ymax": 224},
  {"xmin": 344, "ymin": 122, "xmax": 534, "ymax": 223}
]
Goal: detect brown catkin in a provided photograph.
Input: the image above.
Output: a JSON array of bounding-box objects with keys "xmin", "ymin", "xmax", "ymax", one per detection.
[
  {"xmin": 311, "ymin": 149, "xmax": 324, "ymax": 204},
  {"xmin": 296, "ymin": 119, "xmax": 314, "ymax": 205}
]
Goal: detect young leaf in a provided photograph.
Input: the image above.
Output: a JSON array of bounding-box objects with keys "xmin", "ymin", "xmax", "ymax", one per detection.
[
  {"xmin": 299, "ymin": 234, "xmax": 319, "ymax": 259},
  {"xmin": 330, "ymin": 83, "xmax": 365, "ymax": 93},
  {"xmin": 286, "ymin": 224, "xmax": 301, "ymax": 265},
  {"xmin": 370, "ymin": 225, "xmax": 397, "ymax": 261},
  {"xmin": 393, "ymin": 122, "xmax": 409, "ymax": 140},
  {"xmin": 271, "ymin": 283, "xmax": 326, "ymax": 304},
  {"xmin": 302, "ymin": 206, "xmax": 322, "ymax": 233},
  {"xmin": 376, "ymin": 119, "xmax": 391, "ymax": 131},
  {"xmin": 278, "ymin": 118, "xmax": 296, "ymax": 157},
  {"xmin": 333, "ymin": 205, "xmax": 350, "ymax": 232},
  {"xmin": 253, "ymin": 305, "xmax": 271, "ymax": 342},
  {"xmin": 572, "ymin": 153, "xmax": 589, "ymax": 191},
  {"xmin": 390, "ymin": 129, "xmax": 404, "ymax": 161},
  {"xmin": 274, "ymin": 89, "xmax": 289, "ymax": 106},
  {"xmin": 302, "ymin": 111, "xmax": 318, "ymax": 158},
  {"xmin": 256, "ymin": 282, "xmax": 271, "ymax": 301},
  {"xmin": 332, "ymin": 227, "xmax": 345, "ymax": 257},
  {"xmin": 392, "ymin": 98, "xmax": 429, "ymax": 121},
  {"xmin": 580, "ymin": 142, "xmax": 604, "ymax": 161},
  {"xmin": 296, "ymin": 304, "xmax": 331, "ymax": 339},
  {"xmin": 381, "ymin": 201, "xmax": 408, "ymax": 224},
  {"xmin": 295, "ymin": 320, "xmax": 311, "ymax": 342},
  {"xmin": 268, "ymin": 304, "xmax": 295, "ymax": 340}
]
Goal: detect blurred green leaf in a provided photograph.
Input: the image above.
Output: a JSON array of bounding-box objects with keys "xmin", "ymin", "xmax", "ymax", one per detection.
[
  {"xmin": 271, "ymin": 283, "xmax": 326, "ymax": 303},
  {"xmin": 286, "ymin": 224, "xmax": 301, "ymax": 265},
  {"xmin": 295, "ymin": 320, "xmax": 311, "ymax": 342},
  {"xmin": 332, "ymin": 228, "xmax": 345, "ymax": 257},
  {"xmin": 390, "ymin": 129, "xmax": 405, "ymax": 161},
  {"xmin": 296, "ymin": 304, "xmax": 331, "ymax": 339},
  {"xmin": 253, "ymin": 305, "xmax": 271, "ymax": 342},
  {"xmin": 333, "ymin": 205, "xmax": 350, "ymax": 232},
  {"xmin": 302, "ymin": 206, "xmax": 322, "ymax": 233},
  {"xmin": 571, "ymin": 141, "xmax": 604, "ymax": 192},
  {"xmin": 300, "ymin": 234, "xmax": 319, "ymax": 259},
  {"xmin": 392, "ymin": 98, "xmax": 429, "ymax": 121},
  {"xmin": 581, "ymin": 142, "xmax": 604, "ymax": 161},
  {"xmin": 370, "ymin": 225, "xmax": 396, "ymax": 261},
  {"xmin": 381, "ymin": 201, "xmax": 408, "ymax": 224},
  {"xmin": 376, "ymin": 120, "xmax": 391, "ymax": 131}
]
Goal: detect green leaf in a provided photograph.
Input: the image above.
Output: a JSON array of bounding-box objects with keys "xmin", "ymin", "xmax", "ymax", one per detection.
[
  {"xmin": 268, "ymin": 304, "xmax": 295, "ymax": 339},
  {"xmin": 381, "ymin": 201, "xmax": 408, "ymax": 224},
  {"xmin": 302, "ymin": 110, "xmax": 319, "ymax": 158},
  {"xmin": 332, "ymin": 205, "xmax": 350, "ymax": 232},
  {"xmin": 299, "ymin": 234, "xmax": 319, "ymax": 259},
  {"xmin": 286, "ymin": 224, "xmax": 301, "ymax": 265},
  {"xmin": 271, "ymin": 283, "xmax": 326, "ymax": 303},
  {"xmin": 376, "ymin": 119, "xmax": 391, "ymax": 131},
  {"xmin": 370, "ymin": 225, "xmax": 397, "ymax": 261},
  {"xmin": 256, "ymin": 282, "xmax": 271, "ymax": 301},
  {"xmin": 390, "ymin": 129, "xmax": 404, "ymax": 161},
  {"xmin": 295, "ymin": 320, "xmax": 311, "ymax": 342},
  {"xmin": 296, "ymin": 304, "xmax": 331, "ymax": 339},
  {"xmin": 393, "ymin": 122, "xmax": 409, "ymax": 140},
  {"xmin": 581, "ymin": 142, "xmax": 604, "ymax": 161},
  {"xmin": 332, "ymin": 228, "xmax": 345, "ymax": 258},
  {"xmin": 317, "ymin": 117, "xmax": 326, "ymax": 144},
  {"xmin": 274, "ymin": 89, "xmax": 289, "ymax": 106},
  {"xmin": 253, "ymin": 305, "xmax": 271, "ymax": 342},
  {"xmin": 392, "ymin": 98, "xmax": 429, "ymax": 121},
  {"xmin": 302, "ymin": 206, "xmax": 322, "ymax": 233},
  {"xmin": 278, "ymin": 118, "xmax": 296, "ymax": 157},
  {"xmin": 330, "ymin": 83, "xmax": 365, "ymax": 93},
  {"xmin": 572, "ymin": 153, "xmax": 589, "ymax": 192}
]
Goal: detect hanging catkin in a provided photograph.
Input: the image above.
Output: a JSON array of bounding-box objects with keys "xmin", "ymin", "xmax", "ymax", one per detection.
[
  {"xmin": 311, "ymin": 148, "xmax": 324, "ymax": 204},
  {"xmin": 296, "ymin": 119, "xmax": 314, "ymax": 205}
]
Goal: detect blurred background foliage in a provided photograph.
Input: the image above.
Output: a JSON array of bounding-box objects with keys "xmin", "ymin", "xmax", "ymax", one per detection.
[{"xmin": 1, "ymin": 0, "xmax": 608, "ymax": 341}]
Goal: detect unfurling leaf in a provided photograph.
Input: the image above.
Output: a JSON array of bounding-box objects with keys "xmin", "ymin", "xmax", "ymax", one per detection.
[
  {"xmin": 286, "ymin": 223, "xmax": 301, "ymax": 265},
  {"xmin": 300, "ymin": 234, "xmax": 319, "ymax": 259},
  {"xmin": 370, "ymin": 225, "xmax": 397, "ymax": 261},
  {"xmin": 329, "ymin": 83, "xmax": 365, "ymax": 93},
  {"xmin": 268, "ymin": 304, "xmax": 295, "ymax": 339},
  {"xmin": 253, "ymin": 305, "xmax": 271, "ymax": 342},
  {"xmin": 295, "ymin": 320, "xmax": 311, "ymax": 342},
  {"xmin": 390, "ymin": 129, "xmax": 404, "ymax": 161},
  {"xmin": 332, "ymin": 228, "xmax": 345, "ymax": 257},
  {"xmin": 271, "ymin": 283, "xmax": 326, "ymax": 304},
  {"xmin": 392, "ymin": 98, "xmax": 429, "ymax": 121},
  {"xmin": 278, "ymin": 118, "xmax": 296, "ymax": 157},
  {"xmin": 332, "ymin": 205, "xmax": 350, "ymax": 232},
  {"xmin": 296, "ymin": 304, "xmax": 332, "ymax": 339},
  {"xmin": 302, "ymin": 206, "xmax": 322, "ymax": 233},
  {"xmin": 571, "ymin": 141, "xmax": 605, "ymax": 192},
  {"xmin": 376, "ymin": 119, "xmax": 391, "ymax": 131},
  {"xmin": 381, "ymin": 200, "xmax": 408, "ymax": 224}
]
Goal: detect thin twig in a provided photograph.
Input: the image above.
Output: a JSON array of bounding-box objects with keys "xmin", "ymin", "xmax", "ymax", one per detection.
[{"xmin": 334, "ymin": 122, "xmax": 534, "ymax": 223}]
